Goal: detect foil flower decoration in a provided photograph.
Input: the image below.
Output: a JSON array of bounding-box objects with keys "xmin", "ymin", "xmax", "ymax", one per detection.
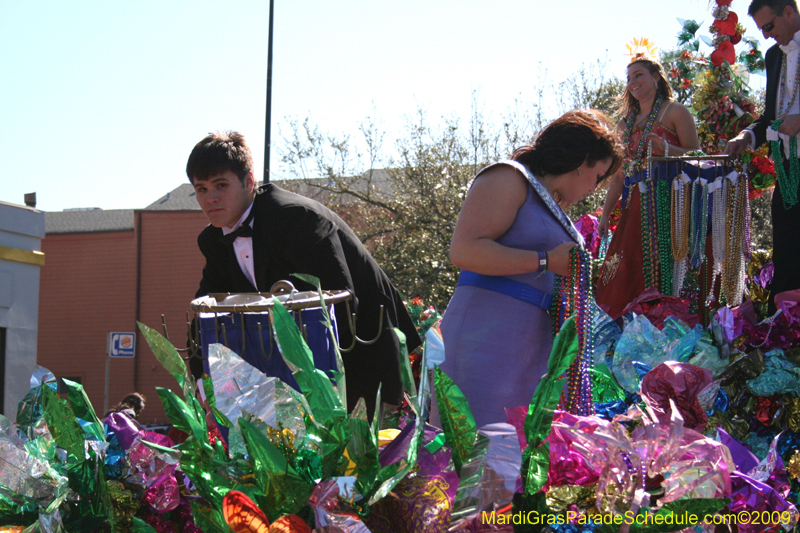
[{"xmin": 551, "ymin": 400, "xmax": 734, "ymax": 515}]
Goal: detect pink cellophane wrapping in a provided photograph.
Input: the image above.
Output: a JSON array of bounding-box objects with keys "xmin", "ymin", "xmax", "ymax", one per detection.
[
  {"xmin": 142, "ymin": 473, "xmax": 180, "ymax": 514},
  {"xmin": 126, "ymin": 431, "xmax": 177, "ymax": 487},
  {"xmin": 551, "ymin": 401, "xmax": 733, "ymax": 512},
  {"xmin": 547, "ymin": 412, "xmax": 603, "ymax": 489}
]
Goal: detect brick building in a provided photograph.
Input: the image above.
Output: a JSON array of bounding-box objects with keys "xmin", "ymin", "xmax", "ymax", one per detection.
[
  {"xmin": 37, "ymin": 173, "xmax": 391, "ymax": 424},
  {"xmin": 38, "ymin": 186, "xmax": 208, "ymax": 424}
]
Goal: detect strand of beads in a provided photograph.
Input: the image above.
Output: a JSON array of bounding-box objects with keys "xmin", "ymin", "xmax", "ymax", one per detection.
[
  {"xmin": 769, "ymin": 121, "xmax": 800, "ymax": 209},
  {"xmin": 711, "ymin": 175, "xmax": 728, "ymax": 279},
  {"xmin": 639, "ymin": 142, "xmax": 660, "ymax": 289},
  {"xmin": 722, "ymin": 173, "xmax": 747, "ymax": 306},
  {"xmin": 743, "ymin": 173, "xmax": 752, "ymax": 259},
  {"xmin": 657, "ymin": 173, "xmax": 673, "ymax": 295},
  {"xmin": 598, "ymin": 230, "xmax": 611, "ymax": 262},
  {"xmin": 774, "ymin": 52, "xmax": 800, "ymax": 209},
  {"xmin": 555, "ymin": 248, "xmax": 595, "ymax": 416},
  {"xmin": 671, "ymin": 173, "xmax": 692, "ymax": 297},
  {"xmin": 622, "ymin": 97, "xmax": 664, "ymax": 176},
  {"xmin": 550, "ymin": 274, "xmax": 569, "ymax": 338},
  {"xmin": 778, "ymin": 52, "xmax": 800, "ymax": 118},
  {"xmin": 689, "ymin": 178, "xmax": 709, "ymax": 269},
  {"xmin": 649, "ymin": 144, "xmax": 661, "ymax": 288},
  {"xmin": 735, "ymin": 175, "xmax": 749, "ymax": 301},
  {"xmin": 688, "ymin": 180, "xmax": 699, "ymax": 266},
  {"xmin": 790, "ymin": 131, "xmax": 800, "ymax": 208},
  {"xmin": 640, "ymin": 181, "xmax": 654, "ymax": 288},
  {"xmin": 721, "ymin": 175, "xmax": 736, "ymax": 306}
]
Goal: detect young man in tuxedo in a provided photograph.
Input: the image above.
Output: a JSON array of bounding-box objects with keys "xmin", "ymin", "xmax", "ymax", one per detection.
[
  {"xmin": 187, "ymin": 131, "xmax": 421, "ymax": 419},
  {"xmin": 727, "ymin": 0, "xmax": 800, "ymax": 311}
]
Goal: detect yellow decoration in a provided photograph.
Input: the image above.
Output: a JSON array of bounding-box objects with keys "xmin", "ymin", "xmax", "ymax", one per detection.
[
  {"xmin": 266, "ymin": 426, "xmax": 297, "ymax": 454},
  {"xmin": 378, "ymin": 428, "xmax": 401, "ymax": 447},
  {"xmin": 787, "ymin": 452, "xmax": 800, "ymax": 480},
  {"xmin": 627, "ymin": 37, "xmax": 659, "ymax": 63},
  {"xmin": 546, "ymin": 484, "xmax": 597, "ymax": 512},
  {"xmin": 342, "ymin": 428, "xmax": 400, "ymax": 476},
  {"xmin": 0, "ymin": 244, "xmax": 44, "ymax": 266},
  {"xmin": 785, "ymin": 397, "xmax": 800, "ymax": 433}
]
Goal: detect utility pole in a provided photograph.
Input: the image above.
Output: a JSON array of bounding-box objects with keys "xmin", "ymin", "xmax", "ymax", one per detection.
[{"xmin": 263, "ymin": 0, "xmax": 275, "ymax": 183}]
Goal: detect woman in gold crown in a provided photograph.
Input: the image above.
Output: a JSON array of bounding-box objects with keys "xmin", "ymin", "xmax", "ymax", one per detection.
[{"xmin": 595, "ymin": 38, "xmax": 701, "ymax": 318}]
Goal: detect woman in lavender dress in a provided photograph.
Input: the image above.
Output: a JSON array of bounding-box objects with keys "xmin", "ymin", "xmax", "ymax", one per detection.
[{"xmin": 439, "ymin": 110, "xmax": 623, "ymax": 428}]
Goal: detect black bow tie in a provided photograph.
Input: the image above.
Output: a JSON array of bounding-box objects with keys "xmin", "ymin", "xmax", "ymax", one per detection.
[{"xmin": 220, "ymin": 209, "xmax": 254, "ymax": 245}]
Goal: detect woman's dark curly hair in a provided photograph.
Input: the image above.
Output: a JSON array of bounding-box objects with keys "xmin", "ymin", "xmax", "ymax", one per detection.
[
  {"xmin": 512, "ymin": 109, "xmax": 623, "ymax": 186},
  {"xmin": 107, "ymin": 392, "xmax": 146, "ymax": 419}
]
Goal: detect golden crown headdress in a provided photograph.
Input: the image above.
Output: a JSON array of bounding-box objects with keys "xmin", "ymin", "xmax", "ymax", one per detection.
[{"xmin": 626, "ymin": 37, "xmax": 658, "ymax": 63}]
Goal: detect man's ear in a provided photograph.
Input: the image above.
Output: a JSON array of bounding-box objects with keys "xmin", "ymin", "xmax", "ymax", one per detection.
[{"xmin": 244, "ymin": 172, "xmax": 256, "ymax": 193}]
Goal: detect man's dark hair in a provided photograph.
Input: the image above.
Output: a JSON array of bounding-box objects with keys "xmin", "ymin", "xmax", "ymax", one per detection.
[
  {"xmin": 749, "ymin": 0, "xmax": 798, "ymax": 17},
  {"xmin": 186, "ymin": 130, "xmax": 254, "ymax": 184}
]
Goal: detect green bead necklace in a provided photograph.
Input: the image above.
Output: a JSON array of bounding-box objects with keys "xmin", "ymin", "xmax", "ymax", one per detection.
[
  {"xmin": 770, "ymin": 120, "xmax": 800, "ymax": 209},
  {"xmin": 656, "ymin": 176, "xmax": 673, "ymax": 295}
]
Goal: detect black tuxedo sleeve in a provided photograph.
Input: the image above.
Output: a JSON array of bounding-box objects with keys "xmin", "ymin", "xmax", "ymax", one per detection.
[
  {"xmin": 196, "ymin": 230, "xmax": 230, "ymax": 298},
  {"xmin": 748, "ymin": 45, "xmax": 780, "ymax": 147},
  {"xmin": 273, "ymin": 204, "xmax": 358, "ymax": 305}
]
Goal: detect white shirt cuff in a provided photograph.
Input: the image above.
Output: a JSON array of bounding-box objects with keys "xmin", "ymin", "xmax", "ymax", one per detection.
[{"xmin": 743, "ymin": 129, "xmax": 756, "ymax": 150}]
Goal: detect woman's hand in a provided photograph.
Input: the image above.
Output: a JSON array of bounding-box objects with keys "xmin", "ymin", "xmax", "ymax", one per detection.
[
  {"xmin": 725, "ymin": 132, "xmax": 752, "ymax": 156},
  {"xmin": 642, "ymin": 132, "xmax": 667, "ymax": 154},
  {"xmin": 547, "ymin": 242, "xmax": 578, "ymax": 277},
  {"xmin": 598, "ymin": 214, "xmax": 610, "ymax": 237}
]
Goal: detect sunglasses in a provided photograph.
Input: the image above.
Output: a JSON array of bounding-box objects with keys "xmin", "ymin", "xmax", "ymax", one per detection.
[{"xmin": 761, "ymin": 12, "xmax": 783, "ymax": 33}]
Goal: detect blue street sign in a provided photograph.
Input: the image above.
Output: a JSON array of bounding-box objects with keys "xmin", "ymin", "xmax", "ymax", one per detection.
[{"xmin": 108, "ymin": 332, "xmax": 136, "ymax": 358}]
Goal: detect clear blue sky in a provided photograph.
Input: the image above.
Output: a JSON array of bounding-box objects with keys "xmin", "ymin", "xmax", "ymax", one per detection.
[{"xmin": 0, "ymin": 0, "xmax": 765, "ymax": 212}]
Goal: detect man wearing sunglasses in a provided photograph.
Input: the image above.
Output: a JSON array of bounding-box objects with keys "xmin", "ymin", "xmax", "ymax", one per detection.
[{"xmin": 726, "ymin": 0, "xmax": 800, "ymax": 312}]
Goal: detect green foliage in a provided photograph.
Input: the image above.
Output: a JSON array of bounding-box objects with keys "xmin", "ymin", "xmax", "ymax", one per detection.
[
  {"xmin": 555, "ymin": 56, "xmax": 625, "ymax": 117},
  {"xmin": 35, "ymin": 380, "xmax": 117, "ymax": 532},
  {"xmin": 434, "ymin": 366, "xmax": 477, "ymax": 476},
  {"xmin": 519, "ymin": 317, "xmax": 579, "ymax": 495},
  {"xmin": 138, "ymin": 321, "xmax": 194, "ymax": 401},
  {"xmin": 271, "ymin": 301, "xmax": 345, "ymax": 425},
  {"xmin": 62, "ymin": 378, "xmax": 104, "ymax": 442},
  {"xmin": 132, "ymin": 517, "xmax": 159, "ymax": 533},
  {"xmin": 239, "ymin": 418, "xmax": 312, "ymax": 519},
  {"xmin": 41, "ymin": 385, "xmax": 85, "ymax": 460}
]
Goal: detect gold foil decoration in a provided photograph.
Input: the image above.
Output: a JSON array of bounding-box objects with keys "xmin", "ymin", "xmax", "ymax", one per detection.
[
  {"xmin": 600, "ymin": 253, "xmax": 623, "ymax": 286},
  {"xmin": 546, "ymin": 484, "xmax": 597, "ymax": 513},
  {"xmin": 787, "ymin": 452, "xmax": 800, "ymax": 480},
  {"xmin": 785, "ymin": 397, "xmax": 800, "ymax": 433}
]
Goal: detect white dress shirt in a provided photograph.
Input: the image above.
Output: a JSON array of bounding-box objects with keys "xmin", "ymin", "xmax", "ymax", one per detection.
[
  {"xmin": 743, "ymin": 29, "xmax": 800, "ymax": 156},
  {"xmin": 221, "ymin": 202, "xmax": 257, "ymax": 290},
  {"xmin": 776, "ymin": 29, "xmax": 800, "ymax": 158}
]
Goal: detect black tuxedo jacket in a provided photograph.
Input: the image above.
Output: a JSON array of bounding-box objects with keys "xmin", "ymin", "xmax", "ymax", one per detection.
[
  {"xmin": 749, "ymin": 43, "xmax": 782, "ymax": 147},
  {"xmin": 196, "ymin": 184, "xmax": 421, "ymax": 415}
]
